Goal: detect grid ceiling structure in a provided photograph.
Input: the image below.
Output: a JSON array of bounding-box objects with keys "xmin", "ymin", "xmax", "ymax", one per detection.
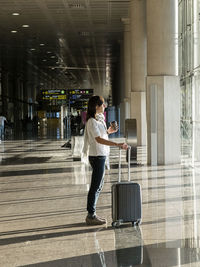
[{"xmin": 0, "ymin": 0, "xmax": 130, "ymax": 94}]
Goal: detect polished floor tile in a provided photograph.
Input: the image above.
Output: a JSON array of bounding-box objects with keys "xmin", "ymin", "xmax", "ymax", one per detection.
[{"xmin": 0, "ymin": 138, "xmax": 200, "ymax": 266}]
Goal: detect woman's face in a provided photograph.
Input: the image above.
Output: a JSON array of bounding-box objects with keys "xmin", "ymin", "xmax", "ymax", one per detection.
[{"xmin": 96, "ymin": 102, "xmax": 106, "ymax": 114}]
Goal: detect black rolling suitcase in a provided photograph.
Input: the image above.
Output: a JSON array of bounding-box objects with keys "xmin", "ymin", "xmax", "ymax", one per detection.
[{"xmin": 112, "ymin": 147, "xmax": 142, "ymax": 227}]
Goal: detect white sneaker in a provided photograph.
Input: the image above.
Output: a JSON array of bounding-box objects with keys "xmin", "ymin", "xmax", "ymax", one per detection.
[{"xmin": 86, "ymin": 215, "xmax": 107, "ymax": 225}]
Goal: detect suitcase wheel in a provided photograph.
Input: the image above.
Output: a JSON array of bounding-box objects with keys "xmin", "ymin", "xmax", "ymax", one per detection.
[
  {"xmin": 132, "ymin": 219, "xmax": 141, "ymax": 227},
  {"xmin": 112, "ymin": 221, "xmax": 121, "ymax": 227}
]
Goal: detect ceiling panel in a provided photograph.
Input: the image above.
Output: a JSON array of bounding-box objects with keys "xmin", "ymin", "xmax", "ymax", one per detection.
[{"xmin": 0, "ymin": 0, "xmax": 130, "ymax": 94}]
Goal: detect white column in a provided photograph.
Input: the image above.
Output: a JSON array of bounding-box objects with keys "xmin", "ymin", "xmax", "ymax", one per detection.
[
  {"xmin": 130, "ymin": 0, "xmax": 147, "ymax": 146},
  {"xmin": 146, "ymin": 0, "xmax": 180, "ymax": 165},
  {"xmin": 122, "ymin": 18, "xmax": 131, "ymax": 121},
  {"xmin": 119, "ymin": 40, "xmax": 125, "ymax": 134},
  {"xmin": 147, "ymin": 0, "xmax": 178, "ymax": 75}
]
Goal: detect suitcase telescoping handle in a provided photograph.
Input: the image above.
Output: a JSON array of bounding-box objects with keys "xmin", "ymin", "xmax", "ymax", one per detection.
[{"xmin": 118, "ymin": 146, "xmax": 131, "ymax": 182}]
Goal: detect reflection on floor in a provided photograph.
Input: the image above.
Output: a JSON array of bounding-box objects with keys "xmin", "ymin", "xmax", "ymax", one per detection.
[{"xmin": 0, "ymin": 138, "xmax": 200, "ymax": 266}]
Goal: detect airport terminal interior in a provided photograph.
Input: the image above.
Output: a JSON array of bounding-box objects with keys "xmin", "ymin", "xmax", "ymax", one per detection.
[{"xmin": 1, "ymin": 0, "xmax": 200, "ymax": 266}]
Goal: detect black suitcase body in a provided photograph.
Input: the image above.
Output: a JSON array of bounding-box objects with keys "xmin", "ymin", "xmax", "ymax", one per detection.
[{"xmin": 112, "ymin": 148, "xmax": 142, "ymax": 227}]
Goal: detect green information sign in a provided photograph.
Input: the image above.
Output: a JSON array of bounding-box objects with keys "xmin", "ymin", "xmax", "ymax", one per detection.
[{"xmin": 41, "ymin": 89, "xmax": 67, "ymax": 100}]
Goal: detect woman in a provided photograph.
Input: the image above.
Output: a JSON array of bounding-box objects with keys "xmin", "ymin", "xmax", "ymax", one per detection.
[{"xmin": 83, "ymin": 95, "xmax": 128, "ymax": 225}]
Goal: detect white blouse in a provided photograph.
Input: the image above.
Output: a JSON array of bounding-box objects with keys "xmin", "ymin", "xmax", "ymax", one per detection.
[{"xmin": 86, "ymin": 117, "xmax": 110, "ymax": 157}]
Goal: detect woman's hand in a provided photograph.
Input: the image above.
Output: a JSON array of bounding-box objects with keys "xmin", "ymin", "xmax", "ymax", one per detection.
[
  {"xmin": 118, "ymin": 143, "xmax": 128, "ymax": 150},
  {"xmin": 107, "ymin": 126, "xmax": 119, "ymax": 134}
]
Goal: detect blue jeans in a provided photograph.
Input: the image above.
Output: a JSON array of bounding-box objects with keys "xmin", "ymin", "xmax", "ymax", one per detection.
[
  {"xmin": 87, "ymin": 156, "xmax": 106, "ymax": 215},
  {"xmin": 0, "ymin": 126, "xmax": 4, "ymax": 140}
]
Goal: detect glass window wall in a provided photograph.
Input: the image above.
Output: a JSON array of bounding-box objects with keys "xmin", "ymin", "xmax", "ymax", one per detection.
[{"xmin": 178, "ymin": 0, "xmax": 200, "ymax": 164}]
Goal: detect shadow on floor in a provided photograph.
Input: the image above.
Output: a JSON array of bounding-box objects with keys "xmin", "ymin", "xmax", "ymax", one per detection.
[{"xmin": 1, "ymin": 156, "xmax": 52, "ymax": 165}]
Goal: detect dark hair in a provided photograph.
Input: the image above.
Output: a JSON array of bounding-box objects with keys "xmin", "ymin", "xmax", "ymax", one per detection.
[{"xmin": 86, "ymin": 95, "xmax": 104, "ymax": 121}]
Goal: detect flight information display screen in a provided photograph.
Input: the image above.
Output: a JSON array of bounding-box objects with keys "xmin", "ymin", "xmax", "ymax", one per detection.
[
  {"xmin": 41, "ymin": 89, "xmax": 67, "ymax": 100},
  {"xmin": 67, "ymin": 89, "xmax": 93, "ymax": 99},
  {"xmin": 40, "ymin": 88, "xmax": 94, "ymax": 109},
  {"xmin": 67, "ymin": 89, "xmax": 93, "ymax": 109}
]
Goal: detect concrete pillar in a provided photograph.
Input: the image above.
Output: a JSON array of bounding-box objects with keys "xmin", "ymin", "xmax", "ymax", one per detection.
[
  {"xmin": 23, "ymin": 79, "xmax": 28, "ymax": 118},
  {"xmin": 119, "ymin": 40, "xmax": 125, "ymax": 134},
  {"xmin": 0, "ymin": 69, "xmax": 2, "ymax": 97},
  {"xmin": 122, "ymin": 18, "xmax": 131, "ymax": 119},
  {"xmin": 119, "ymin": 40, "xmax": 125, "ymax": 102},
  {"xmin": 147, "ymin": 0, "xmax": 178, "ymax": 75},
  {"xmin": 13, "ymin": 76, "xmax": 20, "ymax": 126},
  {"xmin": 146, "ymin": 0, "xmax": 180, "ymax": 165},
  {"xmin": 2, "ymin": 71, "xmax": 9, "ymax": 116},
  {"xmin": 130, "ymin": 0, "xmax": 147, "ymax": 146},
  {"xmin": 131, "ymin": 91, "xmax": 146, "ymax": 145}
]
